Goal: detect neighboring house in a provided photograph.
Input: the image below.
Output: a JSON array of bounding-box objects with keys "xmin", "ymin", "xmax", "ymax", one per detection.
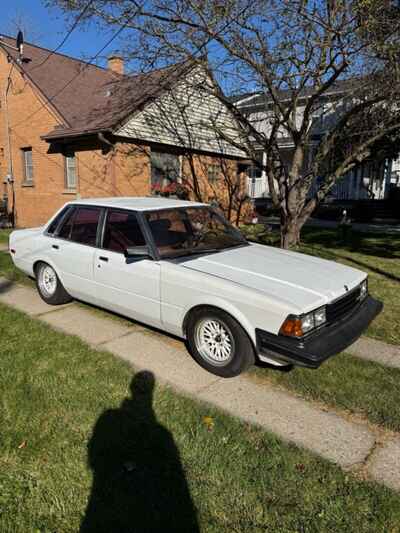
[
  {"xmin": 0, "ymin": 36, "xmax": 247, "ymax": 228},
  {"xmin": 233, "ymin": 88, "xmax": 397, "ymax": 202}
]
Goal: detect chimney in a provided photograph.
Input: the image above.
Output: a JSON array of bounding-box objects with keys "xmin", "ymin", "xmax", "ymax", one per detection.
[{"xmin": 108, "ymin": 54, "xmax": 124, "ymax": 75}]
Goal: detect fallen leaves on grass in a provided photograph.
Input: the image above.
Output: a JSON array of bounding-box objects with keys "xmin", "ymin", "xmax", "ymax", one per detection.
[{"xmin": 203, "ymin": 416, "xmax": 215, "ymax": 431}]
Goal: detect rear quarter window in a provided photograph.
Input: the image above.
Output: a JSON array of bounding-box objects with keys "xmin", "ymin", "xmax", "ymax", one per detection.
[{"xmin": 46, "ymin": 206, "xmax": 71, "ymax": 235}]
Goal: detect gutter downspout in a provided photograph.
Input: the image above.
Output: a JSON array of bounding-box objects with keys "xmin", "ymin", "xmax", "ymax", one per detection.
[{"xmin": 3, "ymin": 64, "xmax": 15, "ymax": 227}]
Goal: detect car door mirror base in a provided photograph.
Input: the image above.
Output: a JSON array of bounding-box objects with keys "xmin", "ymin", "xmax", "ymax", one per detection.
[{"xmin": 124, "ymin": 246, "xmax": 151, "ymax": 260}]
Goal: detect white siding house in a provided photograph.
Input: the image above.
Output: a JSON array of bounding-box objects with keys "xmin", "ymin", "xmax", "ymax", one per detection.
[
  {"xmin": 234, "ymin": 91, "xmax": 397, "ymax": 201},
  {"xmin": 116, "ymin": 68, "xmax": 246, "ymax": 158}
]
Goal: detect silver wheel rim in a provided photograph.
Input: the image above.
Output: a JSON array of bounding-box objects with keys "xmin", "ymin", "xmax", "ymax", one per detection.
[
  {"xmin": 194, "ymin": 318, "xmax": 235, "ymax": 366},
  {"xmin": 38, "ymin": 265, "xmax": 57, "ymax": 297}
]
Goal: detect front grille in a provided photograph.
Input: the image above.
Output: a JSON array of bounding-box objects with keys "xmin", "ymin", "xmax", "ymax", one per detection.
[{"xmin": 326, "ymin": 286, "xmax": 361, "ymax": 323}]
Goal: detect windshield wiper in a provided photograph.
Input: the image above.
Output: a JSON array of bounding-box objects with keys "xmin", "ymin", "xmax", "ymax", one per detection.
[
  {"xmin": 180, "ymin": 247, "xmax": 221, "ymax": 256},
  {"xmin": 163, "ymin": 242, "xmax": 248, "ymax": 259},
  {"xmin": 177, "ymin": 243, "xmax": 247, "ymax": 257}
]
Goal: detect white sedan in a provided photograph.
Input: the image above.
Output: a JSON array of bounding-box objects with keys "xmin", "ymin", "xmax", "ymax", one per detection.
[{"xmin": 9, "ymin": 197, "xmax": 382, "ymax": 377}]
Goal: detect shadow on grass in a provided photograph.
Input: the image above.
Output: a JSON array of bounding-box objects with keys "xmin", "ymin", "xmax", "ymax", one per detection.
[
  {"xmin": 0, "ymin": 277, "xmax": 13, "ymax": 294},
  {"xmin": 301, "ymin": 228, "xmax": 400, "ymax": 259},
  {"xmin": 331, "ymin": 253, "xmax": 400, "ymax": 283},
  {"xmin": 81, "ymin": 371, "xmax": 199, "ymax": 533}
]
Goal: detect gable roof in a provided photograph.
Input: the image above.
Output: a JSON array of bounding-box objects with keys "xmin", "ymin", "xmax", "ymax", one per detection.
[{"xmin": 0, "ymin": 35, "xmax": 193, "ymax": 141}]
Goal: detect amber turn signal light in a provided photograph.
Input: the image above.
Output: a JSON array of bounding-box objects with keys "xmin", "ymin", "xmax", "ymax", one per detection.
[{"xmin": 279, "ymin": 317, "xmax": 303, "ymax": 337}]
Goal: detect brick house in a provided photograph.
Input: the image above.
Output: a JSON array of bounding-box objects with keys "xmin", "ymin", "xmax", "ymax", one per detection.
[{"xmin": 0, "ymin": 36, "xmax": 248, "ymax": 228}]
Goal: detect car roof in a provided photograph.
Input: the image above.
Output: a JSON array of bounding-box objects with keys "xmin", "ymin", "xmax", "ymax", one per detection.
[{"xmin": 67, "ymin": 197, "xmax": 207, "ymax": 211}]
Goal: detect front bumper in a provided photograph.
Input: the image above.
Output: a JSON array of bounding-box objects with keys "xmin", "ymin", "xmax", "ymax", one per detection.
[{"xmin": 256, "ymin": 295, "xmax": 383, "ymax": 368}]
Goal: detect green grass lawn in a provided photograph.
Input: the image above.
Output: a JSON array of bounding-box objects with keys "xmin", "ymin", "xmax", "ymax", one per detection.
[
  {"xmin": 0, "ymin": 248, "xmax": 33, "ymax": 287},
  {"xmin": 0, "ymin": 228, "xmax": 11, "ymax": 244},
  {"xmin": 1, "ymin": 303, "xmax": 400, "ymax": 533},
  {"xmin": 241, "ymin": 225, "xmax": 400, "ymax": 345}
]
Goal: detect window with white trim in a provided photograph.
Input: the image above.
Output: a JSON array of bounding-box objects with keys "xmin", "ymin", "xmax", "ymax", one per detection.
[
  {"xmin": 22, "ymin": 148, "xmax": 33, "ymax": 184},
  {"xmin": 207, "ymin": 164, "xmax": 220, "ymax": 183},
  {"xmin": 65, "ymin": 153, "xmax": 77, "ymax": 189}
]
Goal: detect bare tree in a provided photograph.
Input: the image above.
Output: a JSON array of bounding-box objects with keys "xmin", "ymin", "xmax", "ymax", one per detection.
[{"xmin": 46, "ymin": 0, "xmax": 400, "ymax": 247}]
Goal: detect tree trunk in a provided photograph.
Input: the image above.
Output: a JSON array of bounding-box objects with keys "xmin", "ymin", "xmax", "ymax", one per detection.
[{"xmin": 280, "ymin": 213, "xmax": 301, "ymax": 249}]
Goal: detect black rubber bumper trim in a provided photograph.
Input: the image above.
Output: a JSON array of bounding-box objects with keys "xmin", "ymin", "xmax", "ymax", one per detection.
[{"xmin": 256, "ymin": 296, "xmax": 383, "ymax": 369}]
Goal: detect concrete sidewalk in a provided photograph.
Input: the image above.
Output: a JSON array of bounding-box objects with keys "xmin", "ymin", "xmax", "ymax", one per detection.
[
  {"xmin": 347, "ymin": 337, "xmax": 400, "ymax": 369},
  {"xmin": 0, "ymin": 277, "xmax": 399, "ymax": 491}
]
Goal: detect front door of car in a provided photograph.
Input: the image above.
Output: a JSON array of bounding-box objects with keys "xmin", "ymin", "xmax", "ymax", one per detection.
[
  {"xmin": 49, "ymin": 205, "xmax": 103, "ymax": 303},
  {"xmin": 93, "ymin": 209, "xmax": 161, "ymax": 326}
]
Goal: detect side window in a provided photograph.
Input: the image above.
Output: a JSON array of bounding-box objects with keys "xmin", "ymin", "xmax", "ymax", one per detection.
[
  {"xmin": 146, "ymin": 209, "xmax": 191, "ymax": 251},
  {"xmin": 103, "ymin": 209, "xmax": 146, "ymax": 253},
  {"xmin": 58, "ymin": 207, "xmax": 76, "ymax": 240},
  {"xmin": 47, "ymin": 206, "xmax": 71, "ymax": 235},
  {"xmin": 57, "ymin": 206, "xmax": 101, "ymax": 246},
  {"xmin": 70, "ymin": 207, "xmax": 102, "ymax": 246}
]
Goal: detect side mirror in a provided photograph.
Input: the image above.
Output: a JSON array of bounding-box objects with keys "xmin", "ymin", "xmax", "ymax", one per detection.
[{"xmin": 124, "ymin": 245, "xmax": 151, "ymax": 260}]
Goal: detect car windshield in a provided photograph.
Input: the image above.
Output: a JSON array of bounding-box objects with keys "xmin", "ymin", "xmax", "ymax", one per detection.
[{"xmin": 146, "ymin": 207, "xmax": 248, "ymax": 259}]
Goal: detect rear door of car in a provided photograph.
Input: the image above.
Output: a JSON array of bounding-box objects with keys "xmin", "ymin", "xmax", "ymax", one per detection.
[
  {"xmin": 93, "ymin": 208, "xmax": 161, "ymax": 326},
  {"xmin": 50, "ymin": 205, "xmax": 104, "ymax": 303}
]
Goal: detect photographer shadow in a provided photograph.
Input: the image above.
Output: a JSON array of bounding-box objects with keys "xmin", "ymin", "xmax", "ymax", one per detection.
[{"xmin": 81, "ymin": 371, "xmax": 199, "ymax": 533}]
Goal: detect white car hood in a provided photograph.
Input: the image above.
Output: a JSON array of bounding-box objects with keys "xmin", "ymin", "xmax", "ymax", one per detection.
[{"xmin": 181, "ymin": 243, "xmax": 365, "ymax": 312}]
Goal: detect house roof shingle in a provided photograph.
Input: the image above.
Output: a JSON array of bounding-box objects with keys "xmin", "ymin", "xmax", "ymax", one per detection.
[{"xmin": 0, "ymin": 35, "xmax": 192, "ymax": 141}]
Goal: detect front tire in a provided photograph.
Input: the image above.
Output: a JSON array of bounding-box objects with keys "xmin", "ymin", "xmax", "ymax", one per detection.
[
  {"xmin": 186, "ymin": 307, "xmax": 255, "ymax": 377},
  {"xmin": 35, "ymin": 262, "xmax": 72, "ymax": 305}
]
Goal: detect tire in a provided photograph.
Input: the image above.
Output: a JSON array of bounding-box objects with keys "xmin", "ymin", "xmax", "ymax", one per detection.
[
  {"xmin": 35, "ymin": 262, "xmax": 72, "ymax": 305},
  {"xmin": 186, "ymin": 307, "xmax": 255, "ymax": 377}
]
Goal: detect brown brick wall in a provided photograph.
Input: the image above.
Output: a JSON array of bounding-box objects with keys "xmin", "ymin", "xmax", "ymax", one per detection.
[
  {"xmin": 181, "ymin": 154, "xmax": 252, "ymax": 223},
  {"xmin": 0, "ymin": 51, "xmax": 150, "ymax": 228}
]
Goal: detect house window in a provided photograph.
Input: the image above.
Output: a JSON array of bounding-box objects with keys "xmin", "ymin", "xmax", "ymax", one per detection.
[
  {"xmin": 150, "ymin": 151, "xmax": 180, "ymax": 196},
  {"xmin": 21, "ymin": 148, "xmax": 33, "ymax": 184},
  {"xmin": 65, "ymin": 153, "xmax": 77, "ymax": 189},
  {"xmin": 207, "ymin": 164, "xmax": 220, "ymax": 183},
  {"xmin": 247, "ymin": 152, "xmax": 263, "ymax": 179}
]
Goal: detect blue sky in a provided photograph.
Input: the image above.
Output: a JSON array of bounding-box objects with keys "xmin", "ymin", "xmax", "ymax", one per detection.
[
  {"xmin": 0, "ymin": 0, "xmax": 120, "ymax": 67},
  {"xmin": 0, "ymin": 0, "xmax": 250, "ymax": 93}
]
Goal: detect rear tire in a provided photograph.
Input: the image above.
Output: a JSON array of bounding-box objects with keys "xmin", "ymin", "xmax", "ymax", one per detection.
[
  {"xmin": 35, "ymin": 262, "xmax": 72, "ymax": 305},
  {"xmin": 186, "ymin": 307, "xmax": 255, "ymax": 377}
]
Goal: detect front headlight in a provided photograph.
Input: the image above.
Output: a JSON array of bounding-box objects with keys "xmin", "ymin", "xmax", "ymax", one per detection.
[
  {"xmin": 301, "ymin": 312, "xmax": 315, "ymax": 334},
  {"xmin": 280, "ymin": 306, "xmax": 327, "ymax": 337},
  {"xmin": 360, "ymin": 279, "xmax": 368, "ymax": 300},
  {"xmin": 314, "ymin": 306, "xmax": 326, "ymax": 327}
]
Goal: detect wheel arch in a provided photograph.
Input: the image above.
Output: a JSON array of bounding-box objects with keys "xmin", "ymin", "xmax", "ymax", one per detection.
[
  {"xmin": 33, "ymin": 259, "xmax": 44, "ymax": 275},
  {"xmin": 33, "ymin": 258, "xmax": 65, "ymax": 286},
  {"xmin": 182, "ymin": 302, "xmax": 257, "ymax": 353}
]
